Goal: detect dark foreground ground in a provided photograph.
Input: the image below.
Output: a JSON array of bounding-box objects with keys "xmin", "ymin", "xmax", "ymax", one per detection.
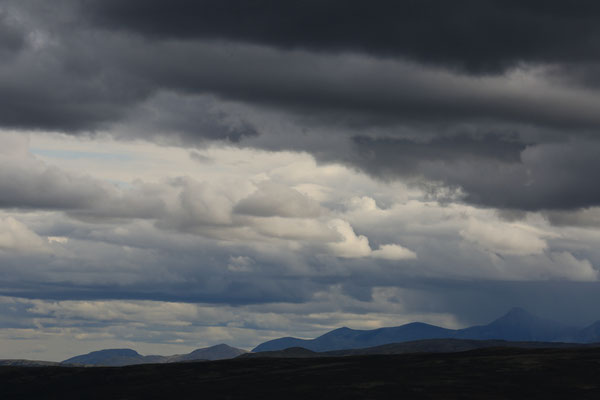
[{"xmin": 2, "ymin": 347, "xmax": 600, "ymax": 399}]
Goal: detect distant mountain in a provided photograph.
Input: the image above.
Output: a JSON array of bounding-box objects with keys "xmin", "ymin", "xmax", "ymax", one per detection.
[
  {"xmin": 0, "ymin": 359, "xmax": 62, "ymax": 367},
  {"xmin": 167, "ymin": 344, "xmax": 248, "ymax": 362},
  {"xmin": 62, "ymin": 349, "xmax": 160, "ymax": 366},
  {"xmin": 244, "ymin": 338, "xmax": 591, "ymax": 359},
  {"xmin": 62, "ymin": 344, "xmax": 248, "ymax": 366},
  {"xmin": 326, "ymin": 338, "xmax": 592, "ymax": 356},
  {"xmin": 455, "ymin": 307, "xmax": 579, "ymax": 342},
  {"xmin": 239, "ymin": 347, "xmax": 319, "ymax": 359},
  {"xmin": 577, "ymin": 321, "xmax": 600, "ymax": 343},
  {"xmin": 253, "ymin": 323, "xmax": 455, "ymax": 352},
  {"xmin": 252, "ymin": 308, "xmax": 600, "ymax": 352}
]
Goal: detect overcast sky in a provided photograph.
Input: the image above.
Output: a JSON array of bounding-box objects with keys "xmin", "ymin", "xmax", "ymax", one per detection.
[{"xmin": 2, "ymin": 0, "xmax": 600, "ymax": 361}]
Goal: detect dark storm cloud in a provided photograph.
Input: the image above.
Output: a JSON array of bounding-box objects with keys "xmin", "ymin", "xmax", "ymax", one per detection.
[
  {"xmin": 83, "ymin": 0, "xmax": 600, "ymax": 74},
  {"xmin": 1, "ymin": 0, "xmax": 600, "ymax": 212},
  {"xmin": 0, "ymin": 38, "xmax": 152, "ymax": 132},
  {"xmin": 344, "ymin": 138, "xmax": 600, "ymax": 210},
  {"xmin": 0, "ymin": 278, "xmax": 314, "ymax": 305},
  {"xmin": 0, "ymin": 10, "xmax": 25, "ymax": 55},
  {"xmin": 118, "ymin": 92, "xmax": 258, "ymax": 143},
  {"xmin": 385, "ymin": 279, "xmax": 600, "ymax": 327},
  {"xmin": 544, "ymin": 208, "xmax": 600, "ymax": 228},
  {"xmin": 349, "ymin": 134, "xmax": 526, "ymax": 172},
  {"xmin": 3, "ymin": 2, "xmax": 600, "ymax": 134}
]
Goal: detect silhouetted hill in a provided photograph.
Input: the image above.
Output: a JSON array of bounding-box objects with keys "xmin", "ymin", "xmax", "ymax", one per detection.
[
  {"xmin": 0, "ymin": 359, "xmax": 61, "ymax": 367},
  {"xmin": 61, "ymin": 344, "xmax": 247, "ymax": 366},
  {"xmin": 456, "ymin": 307, "xmax": 578, "ymax": 341},
  {"xmin": 577, "ymin": 321, "xmax": 600, "ymax": 343},
  {"xmin": 253, "ymin": 323, "xmax": 455, "ymax": 352},
  {"xmin": 239, "ymin": 347, "xmax": 318, "ymax": 359},
  {"xmin": 329, "ymin": 338, "xmax": 592, "ymax": 355},
  {"xmin": 245, "ymin": 338, "xmax": 591, "ymax": 359},
  {"xmin": 5, "ymin": 347, "xmax": 600, "ymax": 399},
  {"xmin": 167, "ymin": 344, "xmax": 248, "ymax": 362},
  {"xmin": 253, "ymin": 308, "xmax": 599, "ymax": 352},
  {"xmin": 62, "ymin": 349, "xmax": 153, "ymax": 366}
]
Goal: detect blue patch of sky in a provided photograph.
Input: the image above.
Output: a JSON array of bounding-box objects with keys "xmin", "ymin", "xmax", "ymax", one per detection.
[{"xmin": 30, "ymin": 148, "xmax": 133, "ymax": 162}]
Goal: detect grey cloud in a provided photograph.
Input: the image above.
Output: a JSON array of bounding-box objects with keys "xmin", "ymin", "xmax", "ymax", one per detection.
[
  {"xmin": 440, "ymin": 141, "xmax": 600, "ymax": 210},
  {"xmin": 335, "ymin": 138, "xmax": 600, "ymax": 210},
  {"xmin": 189, "ymin": 151, "xmax": 213, "ymax": 164},
  {"xmin": 4, "ymin": 7, "xmax": 600, "ymax": 135},
  {"xmin": 234, "ymin": 182, "xmax": 322, "ymax": 218},
  {"xmin": 115, "ymin": 42, "xmax": 600, "ymax": 131},
  {"xmin": 84, "ymin": 0, "xmax": 600, "ymax": 74},
  {"xmin": 1, "ymin": 1, "xmax": 600, "ymax": 213},
  {"xmin": 155, "ymin": 177, "xmax": 234, "ymax": 232},
  {"xmin": 0, "ymin": 153, "xmax": 164, "ymax": 218},
  {"xmin": 348, "ymin": 134, "xmax": 526, "ymax": 175},
  {"xmin": 544, "ymin": 208, "xmax": 600, "ymax": 228},
  {"xmin": 0, "ymin": 158, "xmax": 106, "ymax": 210},
  {"xmin": 0, "ymin": 14, "xmax": 153, "ymax": 132},
  {"xmin": 117, "ymin": 92, "xmax": 258, "ymax": 144},
  {"xmin": 3, "ymin": 1, "xmax": 600, "ymax": 358},
  {"xmin": 0, "ymin": 10, "xmax": 25, "ymax": 55},
  {"xmin": 390, "ymin": 279, "xmax": 600, "ymax": 327},
  {"xmin": 0, "ymin": 222, "xmax": 320, "ymax": 305}
]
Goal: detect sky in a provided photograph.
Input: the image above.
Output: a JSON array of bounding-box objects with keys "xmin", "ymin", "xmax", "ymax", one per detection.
[{"xmin": 1, "ymin": 0, "xmax": 600, "ymax": 361}]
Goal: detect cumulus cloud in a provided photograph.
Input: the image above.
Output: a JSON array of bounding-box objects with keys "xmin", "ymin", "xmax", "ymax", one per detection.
[
  {"xmin": 327, "ymin": 219, "xmax": 416, "ymax": 260},
  {"xmin": 326, "ymin": 219, "xmax": 372, "ymax": 258},
  {"xmin": 234, "ymin": 181, "xmax": 322, "ymax": 218},
  {"xmin": 0, "ymin": 217, "xmax": 49, "ymax": 254},
  {"xmin": 548, "ymin": 252, "xmax": 598, "ymax": 282},
  {"xmin": 371, "ymin": 244, "xmax": 417, "ymax": 261},
  {"xmin": 460, "ymin": 218, "xmax": 552, "ymax": 256},
  {"xmin": 1, "ymin": 1, "xmax": 600, "ymax": 361}
]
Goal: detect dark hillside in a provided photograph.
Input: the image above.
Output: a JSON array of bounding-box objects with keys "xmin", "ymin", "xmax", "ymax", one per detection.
[{"xmin": 2, "ymin": 347, "xmax": 600, "ymax": 399}]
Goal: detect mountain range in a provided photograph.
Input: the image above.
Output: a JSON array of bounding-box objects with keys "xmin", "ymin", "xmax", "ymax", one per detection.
[
  {"xmin": 252, "ymin": 307, "xmax": 600, "ymax": 352},
  {"xmin": 242, "ymin": 338, "xmax": 592, "ymax": 359},
  {"xmin": 5, "ymin": 308, "xmax": 600, "ymax": 366},
  {"xmin": 61, "ymin": 343, "xmax": 247, "ymax": 366}
]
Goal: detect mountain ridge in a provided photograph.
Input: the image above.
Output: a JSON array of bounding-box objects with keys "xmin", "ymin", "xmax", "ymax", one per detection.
[
  {"xmin": 61, "ymin": 343, "xmax": 247, "ymax": 366},
  {"xmin": 242, "ymin": 338, "xmax": 595, "ymax": 359},
  {"xmin": 252, "ymin": 308, "xmax": 600, "ymax": 352}
]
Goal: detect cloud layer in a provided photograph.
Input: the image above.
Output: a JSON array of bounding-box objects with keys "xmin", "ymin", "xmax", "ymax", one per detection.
[{"xmin": 0, "ymin": 1, "xmax": 599, "ymax": 360}]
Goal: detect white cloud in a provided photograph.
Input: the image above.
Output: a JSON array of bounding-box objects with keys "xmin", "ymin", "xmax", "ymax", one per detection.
[
  {"xmin": 0, "ymin": 132, "xmax": 599, "ymax": 361},
  {"xmin": 326, "ymin": 219, "xmax": 416, "ymax": 260},
  {"xmin": 460, "ymin": 217, "xmax": 552, "ymax": 256},
  {"xmin": 371, "ymin": 244, "xmax": 417, "ymax": 260},
  {"xmin": 234, "ymin": 181, "xmax": 322, "ymax": 218},
  {"xmin": 548, "ymin": 252, "xmax": 598, "ymax": 282},
  {"xmin": 0, "ymin": 217, "xmax": 49, "ymax": 253},
  {"xmin": 326, "ymin": 219, "xmax": 372, "ymax": 258}
]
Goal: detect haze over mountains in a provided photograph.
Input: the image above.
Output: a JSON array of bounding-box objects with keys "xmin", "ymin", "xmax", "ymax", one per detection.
[{"xmin": 252, "ymin": 308, "xmax": 600, "ymax": 352}]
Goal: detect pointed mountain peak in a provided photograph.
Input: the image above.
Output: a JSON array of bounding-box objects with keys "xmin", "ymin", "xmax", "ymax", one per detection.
[
  {"xmin": 494, "ymin": 307, "xmax": 535, "ymax": 323},
  {"xmin": 333, "ymin": 327, "xmax": 352, "ymax": 332},
  {"xmin": 505, "ymin": 307, "xmax": 533, "ymax": 317},
  {"xmin": 488, "ymin": 307, "xmax": 569, "ymax": 332},
  {"xmin": 205, "ymin": 343, "xmax": 232, "ymax": 349},
  {"xmin": 316, "ymin": 326, "xmax": 356, "ymax": 339}
]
